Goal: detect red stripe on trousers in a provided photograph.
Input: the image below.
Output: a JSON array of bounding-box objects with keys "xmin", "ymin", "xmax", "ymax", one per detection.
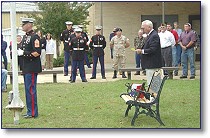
[{"xmin": 30, "ymin": 73, "xmax": 35, "ymax": 117}]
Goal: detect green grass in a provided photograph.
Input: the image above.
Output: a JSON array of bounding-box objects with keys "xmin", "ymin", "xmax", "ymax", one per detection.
[{"xmin": 1, "ymin": 79, "xmax": 200, "ymax": 128}]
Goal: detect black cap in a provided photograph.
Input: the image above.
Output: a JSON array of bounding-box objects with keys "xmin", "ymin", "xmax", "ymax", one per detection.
[{"xmin": 115, "ymin": 28, "xmax": 122, "ymax": 32}]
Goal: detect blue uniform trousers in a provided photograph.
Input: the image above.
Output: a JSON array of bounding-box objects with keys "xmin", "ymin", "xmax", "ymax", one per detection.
[
  {"xmin": 23, "ymin": 73, "xmax": 38, "ymax": 117},
  {"xmin": 71, "ymin": 60, "xmax": 86, "ymax": 81},
  {"xmin": 64, "ymin": 51, "xmax": 70, "ymax": 75},
  {"xmin": 84, "ymin": 52, "xmax": 91, "ymax": 68},
  {"xmin": 92, "ymin": 55, "xmax": 105, "ymax": 77}
]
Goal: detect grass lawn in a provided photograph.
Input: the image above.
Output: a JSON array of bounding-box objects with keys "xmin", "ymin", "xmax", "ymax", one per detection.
[{"xmin": 1, "ymin": 79, "xmax": 200, "ymax": 128}]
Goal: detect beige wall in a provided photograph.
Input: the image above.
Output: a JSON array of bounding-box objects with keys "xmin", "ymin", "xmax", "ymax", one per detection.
[
  {"xmin": 2, "ymin": 12, "xmax": 30, "ymax": 29},
  {"xmin": 88, "ymin": 2, "xmax": 200, "ymax": 64}
]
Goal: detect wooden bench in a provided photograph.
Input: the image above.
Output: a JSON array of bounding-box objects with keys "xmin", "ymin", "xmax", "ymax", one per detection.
[
  {"xmin": 120, "ymin": 69, "xmax": 167, "ymax": 126},
  {"xmin": 119, "ymin": 67, "xmax": 179, "ymax": 80},
  {"xmin": 8, "ymin": 70, "xmax": 64, "ymax": 84}
]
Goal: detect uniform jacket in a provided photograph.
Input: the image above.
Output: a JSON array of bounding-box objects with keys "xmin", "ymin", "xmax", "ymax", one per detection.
[
  {"xmin": 69, "ymin": 36, "xmax": 88, "ymax": 61},
  {"xmin": 22, "ymin": 30, "xmax": 42, "ymax": 73},
  {"xmin": 141, "ymin": 30, "xmax": 162, "ymax": 70},
  {"xmin": 60, "ymin": 29, "xmax": 73, "ymax": 52},
  {"xmin": 89, "ymin": 34, "xmax": 106, "ymax": 56}
]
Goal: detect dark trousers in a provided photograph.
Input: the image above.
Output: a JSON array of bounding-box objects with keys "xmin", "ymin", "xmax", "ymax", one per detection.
[
  {"xmin": 2, "ymin": 54, "xmax": 8, "ymax": 70},
  {"xmin": 23, "ymin": 73, "xmax": 38, "ymax": 117},
  {"xmin": 18, "ymin": 56, "xmax": 23, "ymax": 71},
  {"xmin": 84, "ymin": 52, "xmax": 91, "ymax": 67},
  {"xmin": 71, "ymin": 60, "xmax": 86, "ymax": 81},
  {"xmin": 161, "ymin": 46, "xmax": 172, "ymax": 75},
  {"xmin": 135, "ymin": 52, "xmax": 141, "ymax": 68},
  {"xmin": 64, "ymin": 51, "xmax": 70, "ymax": 75},
  {"xmin": 92, "ymin": 55, "xmax": 105, "ymax": 77}
]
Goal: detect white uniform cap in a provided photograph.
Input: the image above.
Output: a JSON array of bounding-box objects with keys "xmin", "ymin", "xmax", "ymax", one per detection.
[
  {"xmin": 74, "ymin": 28, "xmax": 82, "ymax": 33},
  {"xmin": 95, "ymin": 25, "xmax": 102, "ymax": 30},
  {"xmin": 78, "ymin": 25, "xmax": 84, "ymax": 28},
  {"xmin": 72, "ymin": 25, "xmax": 79, "ymax": 29},
  {"xmin": 21, "ymin": 17, "xmax": 35, "ymax": 25},
  {"xmin": 65, "ymin": 21, "xmax": 73, "ymax": 25}
]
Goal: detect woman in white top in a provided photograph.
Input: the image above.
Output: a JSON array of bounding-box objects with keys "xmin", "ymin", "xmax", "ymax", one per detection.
[{"xmin": 45, "ymin": 33, "xmax": 55, "ymax": 70}]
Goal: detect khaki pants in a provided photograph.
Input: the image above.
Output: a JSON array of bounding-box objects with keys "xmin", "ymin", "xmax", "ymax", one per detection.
[
  {"xmin": 145, "ymin": 68, "xmax": 160, "ymax": 86},
  {"xmin": 113, "ymin": 55, "xmax": 126, "ymax": 71},
  {"xmin": 46, "ymin": 54, "xmax": 54, "ymax": 70}
]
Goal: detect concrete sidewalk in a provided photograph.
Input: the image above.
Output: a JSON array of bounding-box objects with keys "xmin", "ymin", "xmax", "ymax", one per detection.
[{"xmin": 7, "ymin": 62, "xmax": 200, "ymax": 84}]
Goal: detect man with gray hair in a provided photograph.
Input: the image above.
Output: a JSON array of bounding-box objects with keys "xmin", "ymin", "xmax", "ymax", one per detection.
[{"xmin": 136, "ymin": 20, "xmax": 162, "ymax": 86}]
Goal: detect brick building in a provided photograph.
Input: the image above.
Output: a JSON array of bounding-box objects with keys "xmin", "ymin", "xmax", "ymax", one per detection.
[{"xmin": 87, "ymin": 1, "xmax": 201, "ymax": 64}]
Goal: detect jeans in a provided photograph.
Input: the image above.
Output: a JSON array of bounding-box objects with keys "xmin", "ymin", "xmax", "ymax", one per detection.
[
  {"xmin": 2, "ymin": 54, "xmax": 8, "ymax": 70},
  {"xmin": 135, "ymin": 52, "xmax": 141, "ymax": 68},
  {"xmin": 1, "ymin": 69, "xmax": 7, "ymax": 91},
  {"xmin": 181, "ymin": 48, "xmax": 195, "ymax": 76},
  {"xmin": 176, "ymin": 44, "xmax": 182, "ymax": 65},
  {"xmin": 172, "ymin": 46, "xmax": 178, "ymax": 75}
]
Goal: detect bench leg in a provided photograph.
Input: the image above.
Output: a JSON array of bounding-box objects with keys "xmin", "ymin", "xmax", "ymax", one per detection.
[
  {"xmin": 131, "ymin": 106, "xmax": 139, "ymax": 126},
  {"xmin": 127, "ymin": 71, "xmax": 131, "ymax": 80},
  {"xmin": 53, "ymin": 74, "xmax": 57, "ymax": 83},
  {"xmin": 168, "ymin": 71, "xmax": 173, "ymax": 79},
  {"xmin": 125, "ymin": 104, "xmax": 132, "ymax": 117},
  {"xmin": 10, "ymin": 75, "xmax": 13, "ymax": 84}
]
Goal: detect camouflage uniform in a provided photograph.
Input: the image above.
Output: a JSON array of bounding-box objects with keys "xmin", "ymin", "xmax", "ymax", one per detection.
[{"xmin": 110, "ymin": 35, "xmax": 129, "ymax": 78}]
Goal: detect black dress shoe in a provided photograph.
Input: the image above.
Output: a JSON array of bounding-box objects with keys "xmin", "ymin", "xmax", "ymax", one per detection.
[
  {"xmin": 82, "ymin": 79, "xmax": 88, "ymax": 82},
  {"xmin": 102, "ymin": 76, "xmax": 106, "ymax": 79},
  {"xmin": 70, "ymin": 80, "xmax": 75, "ymax": 83},
  {"xmin": 90, "ymin": 76, "xmax": 96, "ymax": 79},
  {"xmin": 190, "ymin": 76, "xmax": 195, "ymax": 79},
  {"xmin": 23, "ymin": 115, "xmax": 33, "ymax": 119},
  {"xmin": 64, "ymin": 74, "xmax": 68, "ymax": 76},
  {"xmin": 180, "ymin": 75, "xmax": 187, "ymax": 79}
]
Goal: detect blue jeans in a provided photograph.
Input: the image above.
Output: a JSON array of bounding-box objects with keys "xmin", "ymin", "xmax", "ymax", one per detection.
[
  {"xmin": 176, "ymin": 44, "xmax": 182, "ymax": 65},
  {"xmin": 1, "ymin": 69, "xmax": 7, "ymax": 91},
  {"xmin": 135, "ymin": 52, "xmax": 141, "ymax": 68},
  {"xmin": 2, "ymin": 54, "xmax": 8, "ymax": 70},
  {"xmin": 64, "ymin": 51, "xmax": 70, "ymax": 75},
  {"xmin": 181, "ymin": 48, "xmax": 195, "ymax": 76},
  {"xmin": 172, "ymin": 46, "xmax": 178, "ymax": 74}
]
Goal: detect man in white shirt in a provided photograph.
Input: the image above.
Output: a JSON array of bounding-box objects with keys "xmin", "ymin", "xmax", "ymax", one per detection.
[{"xmin": 158, "ymin": 23, "xmax": 175, "ymax": 76}]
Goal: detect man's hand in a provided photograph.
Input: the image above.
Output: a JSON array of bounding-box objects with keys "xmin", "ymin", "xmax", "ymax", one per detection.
[
  {"xmin": 31, "ymin": 52, "xmax": 40, "ymax": 57},
  {"xmin": 17, "ymin": 48, "xmax": 24, "ymax": 56},
  {"xmin": 181, "ymin": 45, "xmax": 187, "ymax": 51},
  {"xmin": 136, "ymin": 49, "xmax": 142, "ymax": 54}
]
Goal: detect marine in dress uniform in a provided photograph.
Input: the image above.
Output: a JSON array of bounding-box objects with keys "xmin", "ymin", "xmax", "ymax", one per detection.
[
  {"xmin": 60, "ymin": 21, "xmax": 74, "ymax": 76},
  {"xmin": 89, "ymin": 26, "xmax": 106, "ymax": 79},
  {"xmin": 78, "ymin": 25, "xmax": 91, "ymax": 68},
  {"xmin": 69, "ymin": 28, "xmax": 89, "ymax": 83},
  {"xmin": 18, "ymin": 17, "xmax": 42, "ymax": 118}
]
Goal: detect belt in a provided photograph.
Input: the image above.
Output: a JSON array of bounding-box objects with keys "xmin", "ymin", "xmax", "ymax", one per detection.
[
  {"xmin": 161, "ymin": 46, "xmax": 171, "ymax": 49},
  {"xmin": 64, "ymin": 40, "xmax": 69, "ymax": 43},
  {"xmin": 73, "ymin": 48, "xmax": 84, "ymax": 51},
  {"xmin": 93, "ymin": 45, "xmax": 103, "ymax": 48}
]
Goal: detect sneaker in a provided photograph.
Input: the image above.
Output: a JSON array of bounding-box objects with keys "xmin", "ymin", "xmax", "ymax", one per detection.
[
  {"xmin": 180, "ymin": 75, "xmax": 187, "ymax": 79},
  {"xmin": 102, "ymin": 76, "xmax": 106, "ymax": 79},
  {"xmin": 190, "ymin": 76, "xmax": 195, "ymax": 79}
]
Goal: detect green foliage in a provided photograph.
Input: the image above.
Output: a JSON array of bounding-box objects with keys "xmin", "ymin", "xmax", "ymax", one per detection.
[
  {"xmin": 2, "ymin": 79, "xmax": 200, "ymax": 128},
  {"xmin": 28, "ymin": 2, "xmax": 93, "ymax": 41}
]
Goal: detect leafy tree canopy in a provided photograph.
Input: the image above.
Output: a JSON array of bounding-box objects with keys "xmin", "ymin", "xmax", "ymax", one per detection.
[{"xmin": 28, "ymin": 2, "xmax": 93, "ymax": 41}]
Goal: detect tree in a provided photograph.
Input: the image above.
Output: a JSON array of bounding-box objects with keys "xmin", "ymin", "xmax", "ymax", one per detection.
[{"xmin": 28, "ymin": 2, "xmax": 93, "ymax": 55}]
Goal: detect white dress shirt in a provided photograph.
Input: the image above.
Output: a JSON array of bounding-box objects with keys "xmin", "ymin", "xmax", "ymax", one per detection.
[{"xmin": 158, "ymin": 30, "xmax": 175, "ymax": 48}]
